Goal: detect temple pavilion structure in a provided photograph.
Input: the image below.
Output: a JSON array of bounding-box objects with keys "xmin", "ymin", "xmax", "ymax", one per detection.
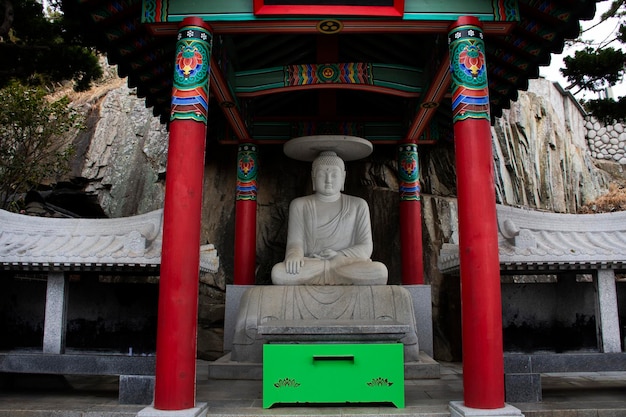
[{"xmin": 63, "ymin": 1, "xmax": 599, "ymax": 416}]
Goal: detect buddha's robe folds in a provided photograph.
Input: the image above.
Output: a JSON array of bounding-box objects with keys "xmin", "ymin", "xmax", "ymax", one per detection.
[
  {"xmin": 271, "ymin": 194, "xmax": 387, "ymax": 285},
  {"xmin": 294, "ymin": 194, "xmax": 371, "ymax": 258},
  {"xmin": 231, "ymin": 285, "xmax": 420, "ymax": 362}
]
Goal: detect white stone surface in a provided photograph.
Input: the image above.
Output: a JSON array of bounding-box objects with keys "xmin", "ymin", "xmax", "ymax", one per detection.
[
  {"xmin": 271, "ymin": 151, "xmax": 387, "ymax": 285},
  {"xmin": 449, "ymin": 401, "xmax": 524, "ymax": 417},
  {"xmin": 0, "ymin": 208, "xmax": 219, "ymax": 273},
  {"xmin": 283, "ymin": 135, "xmax": 373, "ymax": 161},
  {"xmin": 137, "ymin": 403, "xmax": 207, "ymax": 417},
  {"xmin": 439, "ymin": 204, "xmax": 626, "ymax": 273}
]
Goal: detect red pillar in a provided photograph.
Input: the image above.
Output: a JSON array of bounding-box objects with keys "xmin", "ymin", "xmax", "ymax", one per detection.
[
  {"xmin": 234, "ymin": 143, "xmax": 258, "ymax": 285},
  {"xmin": 398, "ymin": 143, "xmax": 424, "ymax": 284},
  {"xmin": 448, "ymin": 16, "xmax": 504, "ymax": 409},
  {"xmin": 154, "ymin": 17, "xmax": 212, "ymax": 410}
]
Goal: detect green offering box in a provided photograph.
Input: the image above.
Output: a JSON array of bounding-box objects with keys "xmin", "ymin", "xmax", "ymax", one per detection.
[{"xmin": 263, "ymin": 343, "xmax": 404, "ymax": 408}]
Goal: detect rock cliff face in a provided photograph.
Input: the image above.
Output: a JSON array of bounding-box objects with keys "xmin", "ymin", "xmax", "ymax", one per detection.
[
  {"xmin": 71, "ymin": 81, "xmax": 168, "ymax": 218},
  {"xmin": 492, "ymin": 79, "xmax": 613, "ymax": 213},
  {"xmin": 67, "ymin": 75, "xmax": 624, "ymax": 361}
]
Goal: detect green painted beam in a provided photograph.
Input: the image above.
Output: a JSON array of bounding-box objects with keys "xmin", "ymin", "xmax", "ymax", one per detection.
[
  {"xmin": 371, "ymin": 64, "xmax": 424, "ymax": 93},
  {"xmin": 235, "ymin": 67, "xmax": 287, "ymax": 94},
  {"xmin": 235, "ymin": 63, "xmax": 423, "ymax": 95}
]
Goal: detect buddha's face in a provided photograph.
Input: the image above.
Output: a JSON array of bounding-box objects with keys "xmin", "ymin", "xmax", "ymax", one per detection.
[{"xmin": 312, "ymin": 164, "xmax": 345, "ymax": 197}]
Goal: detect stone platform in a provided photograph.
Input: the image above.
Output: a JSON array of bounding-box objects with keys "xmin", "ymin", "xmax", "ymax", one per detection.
[
  {"xmin": 3, "ymin": 360, "xmax": 626, "ymax": 417},
  {"xmin": 0, "ymin": 351, "xmax": 155, "ymax": 405},
  {"xmin": 505, "ymin": 352, "xmax": 626, "ymax": 402}
]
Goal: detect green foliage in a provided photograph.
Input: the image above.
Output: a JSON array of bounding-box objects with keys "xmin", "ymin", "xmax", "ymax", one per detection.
[
  {"xmin": 584, "ymin": 96, "xmax": 626, "ymax": 124},
  {"xmin": 561, "ymin": 0, "xmax": 626, "ymax": 122},
  {"xmin": 562, "ymin": 47, "xmax": 626, "ymax": 92},
  {"xmin": 0, "ymin": 0, "xmax": 102, "ymax": 91},
  {"xmin": 0, "ymin": 80, "xmax": 82, "ymax": 211}
]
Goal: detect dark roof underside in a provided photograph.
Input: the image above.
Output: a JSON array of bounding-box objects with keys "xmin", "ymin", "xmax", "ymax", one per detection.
[{"xmin": 64, "ymin": 0, "xmax": 597, "ymax": 145}]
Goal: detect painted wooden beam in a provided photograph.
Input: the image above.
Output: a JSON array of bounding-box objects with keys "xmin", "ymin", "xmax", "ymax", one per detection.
[
  {"xmin": 405, "ymin": 53, "xmax": 451, "ymax": 142},
  {"xmin": 234, "ymin": 63, "xmax": 423, "ymax": 97},
  {"xmin": 209, "ymin": 56, "xmax": 251, "ymax": 141}
]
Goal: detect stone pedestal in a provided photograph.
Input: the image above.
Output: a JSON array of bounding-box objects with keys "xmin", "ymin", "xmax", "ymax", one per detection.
[
  {"xmin": 230, "ymin": 285, "xmax": 420, "ymax": 362},
  {"xmin": 449, "ymin": 401, "xmax": 524, "ymax": 417},
  {"xmin": 222, "ymin": 284, "xmax": 433, "ymax": 356},
  {"xmin": 212, "ymin": 284, "xmax": 439, "ymax": 381},
  {"xmin": 138, "ymin": 403, "xmax": 207, "ymax": 417}
]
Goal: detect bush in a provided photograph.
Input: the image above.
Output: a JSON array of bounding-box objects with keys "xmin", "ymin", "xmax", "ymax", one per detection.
[{"xmin": 0, "ymin": 80, "xmax": 82, "ymax": 211}]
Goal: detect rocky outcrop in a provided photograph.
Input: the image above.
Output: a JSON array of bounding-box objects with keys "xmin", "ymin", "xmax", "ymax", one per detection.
[
  {"xmin": 492, "ymin": 79, "xmax": 612, "ymax": 214},
  {"xmin": 72, "ymin": 82, "xmax": 168, "ymax": 219}
]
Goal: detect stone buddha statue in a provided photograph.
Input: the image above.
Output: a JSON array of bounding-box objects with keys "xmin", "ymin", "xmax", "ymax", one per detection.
[
  {"xmin": 230, "ymin": 136, "xmax": 419, "ymax": 364},
  {"xmin": 271, "ymin": 151, "xmax": 388, "ymax": 285}
]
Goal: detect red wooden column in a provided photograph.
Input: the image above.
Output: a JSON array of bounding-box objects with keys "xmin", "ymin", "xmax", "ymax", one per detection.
[
  {"xmin": 398, "ymin": 143, "xmax": 424, "ymax": 284},
  {"xmin": 448, "ymin": 16, "xmax": 505, "ymax": 409},
  {"xmin": 154, "ymin": 17, "xmax": 212, "ymax": 410},
  {"xmin": 234, "ymin": 143, "xmax": 258, "ymax": 285}
]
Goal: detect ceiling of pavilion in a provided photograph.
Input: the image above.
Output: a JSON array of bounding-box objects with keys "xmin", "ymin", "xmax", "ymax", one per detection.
[{"xmin": 65, "ymin": 0, "xmax": 597, "ymax": 146}]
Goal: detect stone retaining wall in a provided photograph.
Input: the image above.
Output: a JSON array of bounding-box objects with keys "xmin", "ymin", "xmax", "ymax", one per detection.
[{"xmin": 586, "ymin": 118, "xmax": 626, "ymax": 164}]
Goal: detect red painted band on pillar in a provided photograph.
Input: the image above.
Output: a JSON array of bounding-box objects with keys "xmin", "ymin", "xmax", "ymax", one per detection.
[
  {"xmin": 400, "ymin": 201, "xmax": 424, "ymax": 285},
  {"xmin": 155, "ymin": 121, "xmax": 207, "ymax": 410},
  {"xmin": 234, "ymin": 199, "xmax": 257, "ymax": 285},
  {"xmin": 454, "ymin": 119, "xmax": 504, "ymax": 409}
]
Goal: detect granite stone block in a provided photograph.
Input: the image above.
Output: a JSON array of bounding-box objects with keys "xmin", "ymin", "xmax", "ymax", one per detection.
[
  {"xmin": 43, "ymin": 272, "xmax": 68, "ymax": 354},
  {"xmin": 595, "ymin": 269, "xmax": 621, "ymax": 353},
  {"xmin": 405, "ymin": 284, "xmax": 433, "ymax": 357},
  {"xmin": 505, "ymin": 373, "xmax": 542, "ymax": 403},
  {"xmin": 0, "ymin": 353, "xmax": 155, "ymax": 375},
  {"xmin": 223, "ymin": 284, "xmax": 253, "ymax": 352},
  {"xmin": 504, "ymin": 354, "xmax": 532, "ymax": 373},
  {"xmin": 119, "ymin": 375, "xmax": 155, "ymax": 404}
]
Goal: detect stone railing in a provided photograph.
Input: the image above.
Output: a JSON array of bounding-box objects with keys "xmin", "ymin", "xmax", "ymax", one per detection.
[{"xmin": 585, "ymin": 117, "xmax": 626, "ymax": 164}]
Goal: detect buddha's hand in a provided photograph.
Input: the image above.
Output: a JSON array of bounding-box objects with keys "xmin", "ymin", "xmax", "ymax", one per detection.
[
  {"xmin": 285, "ymin": 255, "xmax": 304, "ymax": 274},
  {"xmin": 312, "ymin": 249, "xmax": 338, "ymax": 260}
]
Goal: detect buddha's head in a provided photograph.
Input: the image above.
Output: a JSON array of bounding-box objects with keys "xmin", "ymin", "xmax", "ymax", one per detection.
[{"xmin": 311, "ymin": 151, "xmax": 346, "ymax": 196}]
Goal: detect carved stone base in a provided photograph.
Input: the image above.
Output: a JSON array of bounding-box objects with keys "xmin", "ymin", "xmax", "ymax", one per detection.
[{"xmin": 230, "ymin": 285, "xmax": 420, "ymax": 362}]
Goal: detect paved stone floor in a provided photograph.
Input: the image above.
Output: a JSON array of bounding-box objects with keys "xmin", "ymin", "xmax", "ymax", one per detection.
[{"xmin": 0, "ymin": 361, "xmax": 625, "ymax": 417}]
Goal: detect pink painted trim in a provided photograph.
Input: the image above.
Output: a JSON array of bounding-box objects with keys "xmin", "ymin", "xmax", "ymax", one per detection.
[{"xmin": 253, "ymin": 0, "xmax": 404, "ymax": 17}]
